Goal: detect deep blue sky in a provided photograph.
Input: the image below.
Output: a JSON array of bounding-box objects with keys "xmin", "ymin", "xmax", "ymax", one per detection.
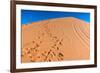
[{"xmin": 21, "ymin": 9, "xmax": 90, "ymax": 24}]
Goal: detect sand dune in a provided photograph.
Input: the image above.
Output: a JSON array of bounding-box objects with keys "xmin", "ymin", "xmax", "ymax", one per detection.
[{"xmin": 21, "ymin": 17, "xmax": 90, "ymax": 63}]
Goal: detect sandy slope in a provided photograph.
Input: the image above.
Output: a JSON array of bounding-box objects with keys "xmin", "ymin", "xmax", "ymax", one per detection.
[{"xmin": 21, "ymin": 17, "xmax": 90, "ymax": 63}]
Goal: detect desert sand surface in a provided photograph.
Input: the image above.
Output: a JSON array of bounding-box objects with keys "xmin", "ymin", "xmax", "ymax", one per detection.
[{"xmin": 21, "ymin": 17, "xmax": 90, "ymax": 63}]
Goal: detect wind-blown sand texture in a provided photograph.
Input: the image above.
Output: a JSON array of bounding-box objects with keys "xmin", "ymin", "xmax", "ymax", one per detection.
[{"xmin": 21, "ymin": 17, "xmax": 90, "ymax": 63}]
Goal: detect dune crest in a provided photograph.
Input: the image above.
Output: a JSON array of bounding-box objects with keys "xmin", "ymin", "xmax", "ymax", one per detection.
[{"xmin": 21, "ymin": 17, "xmax": 90, "ymax": 63}]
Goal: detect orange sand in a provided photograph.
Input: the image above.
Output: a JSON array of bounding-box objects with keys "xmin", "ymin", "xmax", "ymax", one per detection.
[{"xmin": 21, "ymin": 17, "xmax": 90, "ymax": 63}]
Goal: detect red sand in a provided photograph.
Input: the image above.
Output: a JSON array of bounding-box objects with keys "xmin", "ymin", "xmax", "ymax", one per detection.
[{"xmin": 21, "ymin": 17, "xmax": 90, "ymax": 63}]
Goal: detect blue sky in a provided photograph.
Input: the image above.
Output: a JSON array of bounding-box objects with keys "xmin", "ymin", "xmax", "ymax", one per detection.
[{"xmin": 21, "ymin": 9, "xmax": 90, "ymax": 24}]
